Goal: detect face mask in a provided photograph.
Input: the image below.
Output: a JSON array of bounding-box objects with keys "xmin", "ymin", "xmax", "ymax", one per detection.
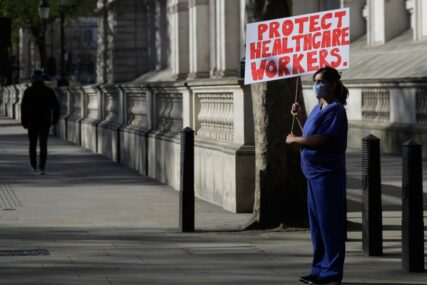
[{"xmin": 313, "ymin": 83, "xmax": 329, "ymax": 99}]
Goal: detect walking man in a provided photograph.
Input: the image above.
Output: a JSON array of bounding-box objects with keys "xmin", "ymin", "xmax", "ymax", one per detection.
[{"xmin": 21, "ymin": 70, "xmax": 60, "ymax": 175}]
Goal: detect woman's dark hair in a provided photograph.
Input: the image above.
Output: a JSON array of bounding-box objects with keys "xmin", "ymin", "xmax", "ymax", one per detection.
[{"xmin": 313, "ymin": 66, "xmax": 349, "ymax": 105}]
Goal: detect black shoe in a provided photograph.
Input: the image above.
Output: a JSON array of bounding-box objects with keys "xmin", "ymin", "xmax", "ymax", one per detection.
[
  {"xmin": 312, "ymin": 276, "xmax": 342, "ymax": 285},
  {"xmin": 298, "ymin": 275, "xmax": 318, "ymax": 284},
  {"xmin": 39, "ymin": 168, "xmax": 45, "ymax": 175}
]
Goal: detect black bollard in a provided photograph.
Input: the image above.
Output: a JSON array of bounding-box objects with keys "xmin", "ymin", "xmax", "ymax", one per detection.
[
  {"xmin": 362, "ymin": 134, "xmax": 383, "ymax": 256},
  {"xmin": 179, "ymin": 127, "xmax": 195, "ymax": 232},
  {"xmin": 402, "ymin": 139, "xmax": 424, "ymax": 272}
]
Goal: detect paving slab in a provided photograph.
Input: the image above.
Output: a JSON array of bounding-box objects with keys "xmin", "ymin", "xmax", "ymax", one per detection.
[{"xmin": 0, "ymin": 117, "xmax": 426, "ymax": 285}]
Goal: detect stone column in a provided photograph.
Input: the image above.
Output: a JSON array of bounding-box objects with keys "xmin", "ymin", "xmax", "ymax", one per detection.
[
  {"xmin": 155, "ymin": 0, "xmax": 169, "ymax": 70},
  {"xmin": 148, "ymin": 0, "xmax": 169, "ymax": 71},
  {"xmin": 30, "ymin": 41, "xmax": 40, "ymax": 72},
  {"xmin": 135, "ymin": 1, "xmax": 150, "ymax": 75},
  {"xmin": 213, "ymin": 0, "xmax": 240, "ymax": 77},
  {"xmin": 209, "ymin": 0, "xmax": 217, "ymax": 77},
  {"xmin": 96, "ymin": 0, "xmax": 108, "ymax": 84},
  {"xmin": 19, "ymin": 27, "xmax": 31, "ymax": 81},
  {"xmin": 168, "ymin": 0, "xmax": 190, "ymax": 79},
  {"xmin": 407, "ymin": 0, "xmax": 415, "ymax": 30},
  {"xmin": 146, "ymin": 1, "xmax": 157, "ymax": 71},
  {"xmin": 342, "ymin": 0, "xmax": 366, "ymax": 41},
  {"xmin": 188, "ymin": 0, "xmax": 210, "ymax": 79},
  {"xmin": 240, "ymin": 0, "xmax": 246, "ymax": 59},
  {"xmin": 366, "ymin": 0, "xmax": 409, "ymax": 45},
  {"xmin": 409, "ymin": 0, "xmax": 427, "ymax": 41}
]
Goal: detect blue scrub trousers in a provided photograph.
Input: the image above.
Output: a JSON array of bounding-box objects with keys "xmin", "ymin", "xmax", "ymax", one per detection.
[{"xmin": 307, "ymin": 171, "xmax": 346, "ymax": 279}]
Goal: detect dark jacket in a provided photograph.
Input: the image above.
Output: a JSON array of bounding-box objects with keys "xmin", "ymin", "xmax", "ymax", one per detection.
[{"xmin": 21, "ymin": 81, "xmax": 60, "ymax": 129}]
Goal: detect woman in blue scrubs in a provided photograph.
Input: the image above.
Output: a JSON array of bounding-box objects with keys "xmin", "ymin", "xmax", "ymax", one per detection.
[{"xmin": 286, "ymin": 66, "xmax": 349, "ymax": 285}]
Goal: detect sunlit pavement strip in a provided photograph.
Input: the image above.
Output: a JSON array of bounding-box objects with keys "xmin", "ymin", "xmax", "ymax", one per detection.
[{"xmin": 0, "ymin": 117, "xmax": 426, "ymax": 285}]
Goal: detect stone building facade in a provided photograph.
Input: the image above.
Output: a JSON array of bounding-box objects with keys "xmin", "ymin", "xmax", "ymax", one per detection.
[
  {"xmin": 96, "ymin": 0, "xmax": 246, "ymax": 83},
  {"xmin": 4, "ymin": 0, "xmax": 427, "ymax": 213},
  {"xmin": 91, "ymin": 0, "xmax": 427, "ymax": 211}
]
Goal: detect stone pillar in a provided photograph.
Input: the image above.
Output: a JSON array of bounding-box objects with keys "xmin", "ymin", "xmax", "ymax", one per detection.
[
  {"xmin": 409, "ymin": 0, "xmax": 427, "ymax": 41},
  {"xmin": 30, "ymin": 41, "xmax": 40, "ymax": 71},
  {"xmin": 169, "ymin": 0, "xmax": 190, "ymax": 79},
  {"xmin": 147, "ymin": 0, "xmax": 169, "ymax": 71},
  {"xmin": 96, "ymin": 0, "xmax": 108, "ymax": 84},
  {"xmin": 19, "ymin": 27, "xmax": 31, "ymax": 81},
  {"xmin": 188, "ymin": 0, "xmax": 210, "ymax": 79},
  {"xmin": 390, "ymin": 88, "xmax": 416, "ymax": 124},
  {"xmin": 366, "ymin": 0, "xmax": 409, "ymax": 45},
  {"xmin": 146, "ymin": 1, "xmax": 157, "ymax": 71},
  {"xmin": 342, "ymin": 0, "xmax": 366, "ymax": 41},
  {"xmin": 213, "ymin": 0, "xmax": 240, "ymax": 77},
  {"xmin": 240, "ymin": 0, "xmax": 246, "ymax": 59},
  {"xmin": 155, "ymin": 0, "xmax": 169, "ymax": 70},
  {"xmin": 209, "ymin": 0, "xmax": 217, "ymax": 77},
  {"xmin": 20, "ymin": 29, "xmax": 40, "ymax": 73},
  {"xmin": 407, "ymin": 0, "xmax": 415, "ymax": 30}
]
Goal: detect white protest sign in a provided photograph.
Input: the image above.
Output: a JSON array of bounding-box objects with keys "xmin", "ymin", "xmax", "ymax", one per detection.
[{"xmin": 244, "ymin": 8, "xmax": 350, "ymax": 85}]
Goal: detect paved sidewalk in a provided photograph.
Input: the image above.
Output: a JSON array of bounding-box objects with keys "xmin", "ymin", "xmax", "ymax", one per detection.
[{"xmin": 0, "ymin": 117, "xmax": 425, "ymax": 285}]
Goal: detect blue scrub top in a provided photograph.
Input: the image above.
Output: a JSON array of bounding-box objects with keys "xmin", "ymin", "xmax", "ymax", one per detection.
[{"xmin": 301, "ymin": 101, "xmax": 348, "ymax": 179}]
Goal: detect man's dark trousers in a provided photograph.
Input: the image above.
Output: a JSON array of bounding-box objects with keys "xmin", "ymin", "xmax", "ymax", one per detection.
[
  {"xmin": 28, "ymin": 125, "xmax": 50, "ymax": 170},
  {"xmin": 21, "ymin": 80, "xmax": 59, "ymax": 171}
]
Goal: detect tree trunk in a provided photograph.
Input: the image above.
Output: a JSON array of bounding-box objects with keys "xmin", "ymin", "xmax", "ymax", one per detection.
[{"xmin": 246, "ymin": 0, "xmax": 308, "ymax": 229}]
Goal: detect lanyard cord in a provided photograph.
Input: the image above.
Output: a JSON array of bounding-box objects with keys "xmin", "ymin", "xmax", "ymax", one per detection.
[{"xmin": 290, "ymin": 76, "xmax": 299, "ymax": 135}]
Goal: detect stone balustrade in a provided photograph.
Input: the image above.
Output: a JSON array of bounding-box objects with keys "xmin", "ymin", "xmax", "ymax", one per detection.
[
  {"xmin": 7, "ymin": 85, "xmax": 18, "ymax": 119},
  {"xmin": 4, "ymin": 86, "xmax": 11, "ymax": 117},
  {"xmin": 120, "ymin": 84, "xmax": 150, "ymax": 174},
  {"xmin": 0, "ymin": 84, "xmax": 28, "ymax": 120},
  {"xmin": 361, "ymin": 88, "xmax": 390, "ymax": 123},
  {"xmin": 196, "ymin": 92, "xmax": 234, "ymax": 141},
  {"xmin": 4, "ymin": 78, "xmax": 427, "ymax": 209},
  {"xmin": 54, "ymin": 87, "xmax": 71, "ymax": 140},
  {"xmin": 0, "ymin": 79, "xmax": 255, "ymax": 213},
  {"xmin": 0, "ymin": 87, "xmax": 7, "ymax": 116},
  {"xmin": 98, "ymin": 85, "xmax": 122, "ymax": 161},
  {"xmin": 15, "ymin": 84, "xmax": 29, "ymax": 122},
  {"xmin": 81, "ymin": 85, "xmax": 101, "ymax": 153},
  {"xmin": 123, "ymin": 85, "xmax": 148, "ymax": 130},
  {"xmin": 148, "ymin": 83, "xmax": 186, "ymax": 191},
  {"xmin": 67, "ymin": 86, "xmax": 85, "ymax": 145},
  {"xmin": 188, "ymin": 79, "xmax": 254, "ymax": 211},
  {"xmin": 302, "ymin": 80, "xmax": 427, "ymax": 156},
  {"xmin": 155, "ymin": 92, "xmax": 183, "ymax": 135}
]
